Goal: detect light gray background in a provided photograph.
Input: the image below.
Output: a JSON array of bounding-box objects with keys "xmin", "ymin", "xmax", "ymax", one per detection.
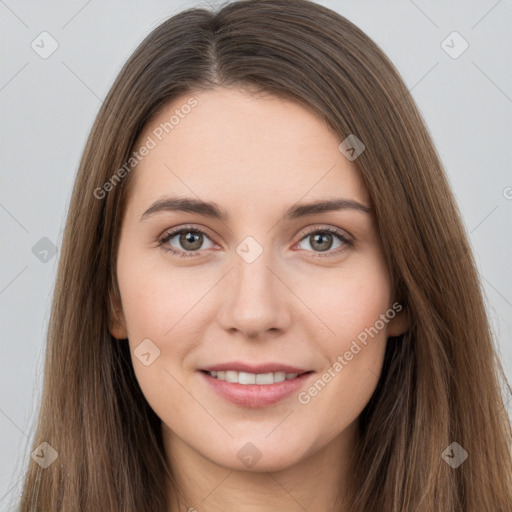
[{"xmin": 1, "ymin": 0, "xmax": 511, "ymax": 508}]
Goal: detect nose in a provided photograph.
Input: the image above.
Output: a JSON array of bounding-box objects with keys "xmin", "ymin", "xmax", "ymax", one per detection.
[{"xmin": 217, "ymin": 245, "xmax": 292, "ymax": 339}]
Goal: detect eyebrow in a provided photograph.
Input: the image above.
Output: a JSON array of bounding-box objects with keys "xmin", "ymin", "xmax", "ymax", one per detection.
[{"xmin": 140, "ymin": 196, "xmax": 372, "ymax": 222}]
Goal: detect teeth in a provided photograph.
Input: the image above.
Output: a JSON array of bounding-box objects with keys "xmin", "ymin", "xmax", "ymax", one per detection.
[
  {"xmin": 226, "ymin": 371, "xmax": 238, "ymax": 383},
  {"xmin": 256, "ymin": 373, "xmax": 274, "ymax": 384},
  {"xmin": 207, "ymin": 370, "xmax": 300, "ymax": 385}
]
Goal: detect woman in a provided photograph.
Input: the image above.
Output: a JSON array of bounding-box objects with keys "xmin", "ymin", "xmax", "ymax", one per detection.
[{"xmin": 16, "ymin": 0, "xmax": 512, "ymax": 510}]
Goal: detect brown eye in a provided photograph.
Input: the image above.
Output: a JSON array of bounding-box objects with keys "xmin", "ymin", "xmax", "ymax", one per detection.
[
  {"xmin": 309, "ymin": 232, "xmax": 335, "ymax": 252},
  {"xmin": 296, "ymin": 227, "xmax": 352, "ymax": 256},
  {"xmin": 158, "ymin": 227, "xmax": 214, "ymax": 257},
  {"xmin": 178, "ymin": 231, "xmax": 203, "ymax": 251}
]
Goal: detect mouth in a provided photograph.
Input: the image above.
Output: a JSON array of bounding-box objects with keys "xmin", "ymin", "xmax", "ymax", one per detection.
[
  {"xmin": 198, "ymin": 367, "xmax": 315, "ymax": 408},
  {"xmin": 200, "ymin": 369, "xmax": 313, "ymax": 385}
]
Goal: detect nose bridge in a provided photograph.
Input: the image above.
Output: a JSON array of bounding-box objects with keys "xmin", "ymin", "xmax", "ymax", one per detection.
[{"xmin": 235, "ymin": 242, "xmax": 274, "ymax": 298}]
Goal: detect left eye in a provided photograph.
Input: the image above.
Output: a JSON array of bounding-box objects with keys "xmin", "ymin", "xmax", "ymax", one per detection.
[{"xmin": 296, "ymin": 229, "xmax": 348, "ymax": 253}]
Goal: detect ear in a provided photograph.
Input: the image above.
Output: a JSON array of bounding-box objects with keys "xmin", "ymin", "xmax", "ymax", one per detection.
[
  {"xmin": 108, "ymin": 289, "xmax": 128, "ymax": 340},
  {"xmin": 387, "ymin": 305, "xmax": 409, "ymax": 337}
]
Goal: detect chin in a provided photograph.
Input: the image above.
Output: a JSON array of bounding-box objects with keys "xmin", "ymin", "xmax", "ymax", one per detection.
[{"xmin": 203, "ymin": 438, "xmax": 310, "ymax": 472}]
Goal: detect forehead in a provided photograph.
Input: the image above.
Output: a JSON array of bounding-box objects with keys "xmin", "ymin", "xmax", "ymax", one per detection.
[{"xmin": 126, "ymin": 87, "xmax": 370, "ymax": 215}]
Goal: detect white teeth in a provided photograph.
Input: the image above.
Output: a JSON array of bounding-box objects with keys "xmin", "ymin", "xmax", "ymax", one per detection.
[
  {"xmin": 238, "ymin": 372, "xmax": 256, "ymax": 384},
  {"xmin": 273, "ymin": 371, "xmax": 286, "ymax": 383},
  {"xmin": 207, "ymin": 370, "xmax": 300, "ymax": 385},
  {"xmin": 226, "ymin": 371, "xmax": 238, "ymax": 383},
  {"xmin": 255, "ymin": 373, "xmax": 274, "ymax": 385}
]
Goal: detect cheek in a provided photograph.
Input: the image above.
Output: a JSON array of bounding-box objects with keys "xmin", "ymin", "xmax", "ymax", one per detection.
[
  {"xmin": 292, "ymin": 260, "xmax": 391, "ymax": 413},
  {"xmin": 116, "ymin": 255, "xmax": 204, "ymax": 417},
  {"xmin": 294, "ymin": 265, "xmax": 391, "ymax": 425},
  {"xmin": 294, "ymin": 259, "xmax": 392, "ymax": 350},
  {"xmin": 117, "ymin": 248, "xmax": 206, "ymax": 339}
]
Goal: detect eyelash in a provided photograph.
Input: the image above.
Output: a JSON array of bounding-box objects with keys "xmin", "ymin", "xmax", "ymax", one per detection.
[{"xmin": 157, "ymin": 225, "xmax": 354, "ymax": 259}]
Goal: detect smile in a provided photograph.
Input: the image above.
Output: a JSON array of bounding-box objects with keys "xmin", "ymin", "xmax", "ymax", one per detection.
[{"xmin": 199, "ymin": 370, "xmax": 315, "ymax": 408}]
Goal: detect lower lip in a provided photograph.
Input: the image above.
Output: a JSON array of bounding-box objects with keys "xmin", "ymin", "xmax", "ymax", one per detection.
[{"xmin": 199, "ymin": 371, "xmax": 314, "ymax": 408}]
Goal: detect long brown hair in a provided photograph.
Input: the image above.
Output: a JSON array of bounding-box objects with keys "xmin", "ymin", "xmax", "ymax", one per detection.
[{"xmin": 15, "ymin": 0, "xmax": 512, "ymax": 510}]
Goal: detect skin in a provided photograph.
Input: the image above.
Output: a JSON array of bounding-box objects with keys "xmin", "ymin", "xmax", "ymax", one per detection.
[{"xmin": 110, "ymin": 87, "xmax": 408, "ymax": 511}]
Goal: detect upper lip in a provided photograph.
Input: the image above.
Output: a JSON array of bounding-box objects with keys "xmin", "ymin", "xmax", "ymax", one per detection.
[{"xmin": 200, "ymin": 362, "xmax": 312, "ymax": 374}]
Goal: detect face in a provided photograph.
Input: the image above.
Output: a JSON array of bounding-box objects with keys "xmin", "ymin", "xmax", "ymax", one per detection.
[{"xmin": 110, "ymin": 87, "xmax": 407, "ymax": 473}]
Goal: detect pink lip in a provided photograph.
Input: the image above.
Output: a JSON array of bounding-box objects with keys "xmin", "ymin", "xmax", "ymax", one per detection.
[
  {"xmin": 200, "ymin": 361, "xmax": 310, "ymax": 374},
  {"xmin": 199, "ymin": 370, "xmax": 314, "ymax": 408}
]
